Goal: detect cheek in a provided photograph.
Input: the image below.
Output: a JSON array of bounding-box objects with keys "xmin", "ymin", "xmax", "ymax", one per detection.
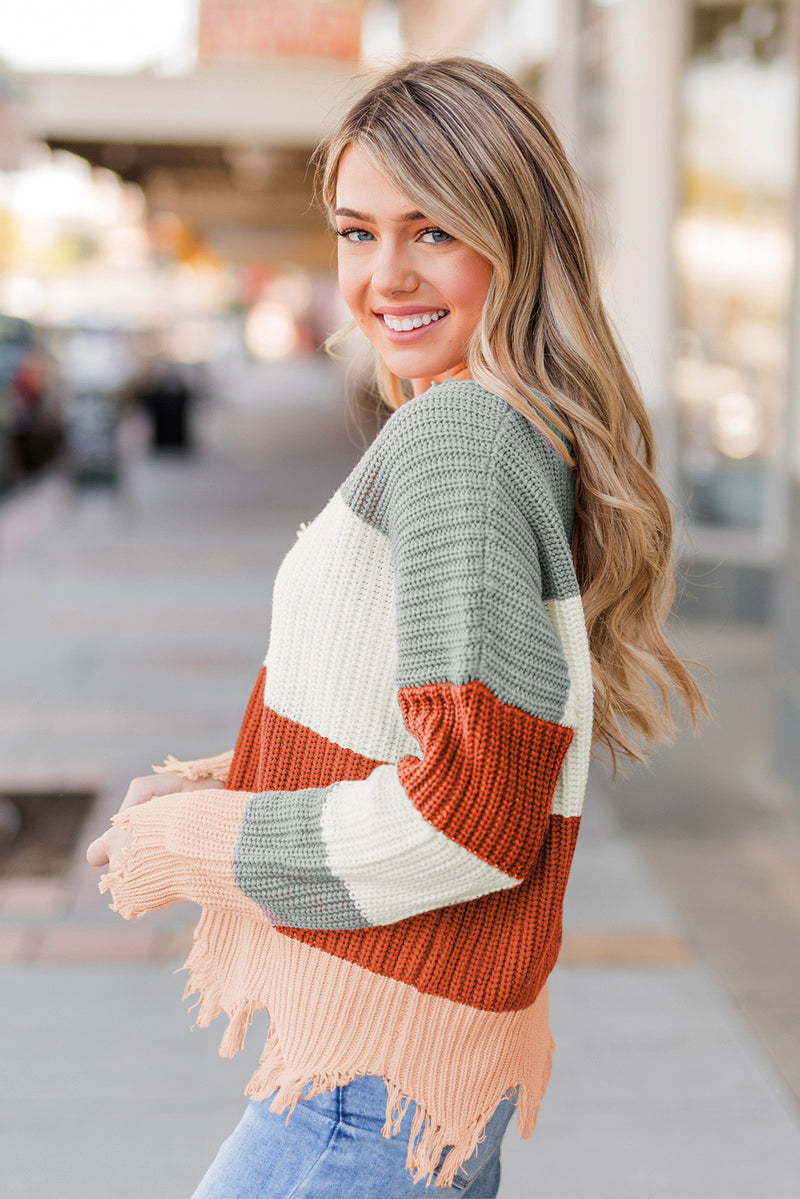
[
  {"xmin": 337, "ymin": 258, "xmax": 369, "ymax": 326},
  {"xmin": 336, "ymin": 257, "xmax": 355, "ymax": 308},
  {"xmin": 448, "ymin": 254, "xmax": 493, "ymax": 326}
]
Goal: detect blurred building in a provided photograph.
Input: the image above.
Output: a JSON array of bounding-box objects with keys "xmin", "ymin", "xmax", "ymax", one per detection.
[
  {"xmin": 3, "ymin": 0, "xmax": 799, "ymax": 787},
  {"xmin": 391, "ymin": 0, "xmax": 799, "ymax": 579},
  {"xmin": 390, "ymin": 0, "xmax": 800, "ymax": 790},
  {"xmin": 13, "ymin": 1, "xmax": 368, "ymax": 269},
  {"xmin": 13, "ymin": 3, "xmax": 799, "ymax": 549}
]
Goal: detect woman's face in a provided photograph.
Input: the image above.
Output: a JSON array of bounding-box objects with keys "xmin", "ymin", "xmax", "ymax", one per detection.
[{"xmin": 335, "ymin": 145, "xmax": 493, "ymax": 392}]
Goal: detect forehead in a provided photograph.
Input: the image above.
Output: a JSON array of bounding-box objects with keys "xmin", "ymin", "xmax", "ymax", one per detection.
[{"xmin": 335, "ymin": 145, "xmax": 418, "ymax": 215}]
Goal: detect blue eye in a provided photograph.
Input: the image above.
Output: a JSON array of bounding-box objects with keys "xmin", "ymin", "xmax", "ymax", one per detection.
[
  {"xmin": 420, "ymin": 227, "xmax": 452, "ymax": 244},
  {"xmin": 337, "ymin": 227, "xmax": 373, "ymax": 243}
]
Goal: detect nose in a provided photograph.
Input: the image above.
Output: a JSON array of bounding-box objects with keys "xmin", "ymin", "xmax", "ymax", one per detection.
[{"xmin": 371, "ymin": 239, "xmax": 418, "ymax": 297}]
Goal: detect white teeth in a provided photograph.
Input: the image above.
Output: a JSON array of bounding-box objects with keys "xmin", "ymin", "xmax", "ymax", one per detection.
[{"xmin": 382, "ymin": 310, "xmax": 447, "ymax": 332}]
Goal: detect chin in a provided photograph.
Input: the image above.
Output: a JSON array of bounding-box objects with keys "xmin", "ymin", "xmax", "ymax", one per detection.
[{"xmin": 382, "ymin": 353, "xmax": 452, "ymax": 381}]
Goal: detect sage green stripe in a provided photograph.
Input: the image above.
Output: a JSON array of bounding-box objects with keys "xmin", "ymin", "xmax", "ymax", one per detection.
[
  {"xmin": 340, "ymin": 380, "xmax": 579, "ymax": 725},
  {"xmin": 233, "ymin": 787, "xmax": 370, "ymax": 930}
]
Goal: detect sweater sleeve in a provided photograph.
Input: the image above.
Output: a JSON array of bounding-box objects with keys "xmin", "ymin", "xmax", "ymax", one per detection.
[{"xmin": 101, "ymin": 391, "xmax": 580, "ymax": 930}]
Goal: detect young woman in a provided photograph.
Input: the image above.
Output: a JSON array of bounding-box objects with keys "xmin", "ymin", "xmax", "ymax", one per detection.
[{"xmin": 87, "ymin": 57, "xmax": 705, "ymax": 1196}]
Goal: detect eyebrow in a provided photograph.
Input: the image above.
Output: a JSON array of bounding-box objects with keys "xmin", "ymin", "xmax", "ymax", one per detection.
[{"xmin": 334, "ymin": 207, "xmax": 429, "ymax": 224}]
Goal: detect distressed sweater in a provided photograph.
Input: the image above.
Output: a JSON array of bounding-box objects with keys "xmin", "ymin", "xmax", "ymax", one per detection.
[{"xmin": 101, "ymin": 378, "xmax": 594, "ymax": 1186}]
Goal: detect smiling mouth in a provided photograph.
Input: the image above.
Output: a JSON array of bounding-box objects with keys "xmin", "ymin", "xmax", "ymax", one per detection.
[{"xmin": 380, "ymin": 309, "xmax": 448, "ymax": 332}]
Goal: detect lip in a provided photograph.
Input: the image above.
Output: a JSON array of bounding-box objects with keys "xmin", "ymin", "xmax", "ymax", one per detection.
[
  {"xmin": 375, "ymin": 307, "xmax": 448, "ymax": 317},
  {"xmin": 376, "ymin": 310, "xmax": 449, "ymax": 343}
]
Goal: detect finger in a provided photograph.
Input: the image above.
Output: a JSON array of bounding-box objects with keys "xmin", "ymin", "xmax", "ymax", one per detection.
[
  {"xmin": 86, "ymin": 834, "xmax": 110, "ymax": 868},
  {"xmin": 118, "ymin": 780, "xmax": 148, "ymax": 814},
  {"xmin": 117, "ymin": 772, "xmax": 183, "ymax": 813}
]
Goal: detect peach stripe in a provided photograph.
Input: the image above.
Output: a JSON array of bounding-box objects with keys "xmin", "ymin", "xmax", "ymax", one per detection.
[
  {"xmin": 181, "ymin": 906, "xmax": 554, "ymax": 1187},
  {"xmin": 102, "ymin": 745, "xmax": 556, "ymax": 1185}
]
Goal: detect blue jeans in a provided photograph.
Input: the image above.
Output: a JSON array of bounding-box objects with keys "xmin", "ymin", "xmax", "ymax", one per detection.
[{"xmin": 191, "ymin": 1075, "xmax": 517, "ymax": 1197}]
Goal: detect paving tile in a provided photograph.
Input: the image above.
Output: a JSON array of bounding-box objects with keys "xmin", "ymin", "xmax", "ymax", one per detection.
[
  {"xmin": 0, "ymin": 374, "xmax": 798, "ymax": 1199},
  {"xmin": 0, "ymin": 925, "xmax": 37, "ymax": 961},
  {"xmin": 558, "ymin": 928, "xmax": 693, "ymax": 967},
  {"xmin": 156, "ymin": 923, "xmax": 194, "ymax": 963},
  {"xmin": 0, "ymin": 877, "xmax": 68, "ymax": 916},
  {"xmin": 36, "ymin": 923, "xmax": 161, "ymax": 963}
]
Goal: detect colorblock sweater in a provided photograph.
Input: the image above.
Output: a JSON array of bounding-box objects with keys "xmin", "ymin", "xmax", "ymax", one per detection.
[{"xmin": 101, "ymin": 378, "xmax": 594, "ymax": 1187}]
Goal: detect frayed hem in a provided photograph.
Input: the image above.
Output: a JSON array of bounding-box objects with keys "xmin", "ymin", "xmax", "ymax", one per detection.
[{"xmin": 177, "ymin": 909, "xmax": 555, "ymax": 1189}]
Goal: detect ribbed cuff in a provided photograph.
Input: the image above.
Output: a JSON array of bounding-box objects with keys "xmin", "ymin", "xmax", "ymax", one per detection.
[
  {"xmin": 99, "ymin": 787, "xmax": 254, "ymax": 921},
  {"xmin": 99, "ymin": 794, "xmax": 193, "ymax": 918}
]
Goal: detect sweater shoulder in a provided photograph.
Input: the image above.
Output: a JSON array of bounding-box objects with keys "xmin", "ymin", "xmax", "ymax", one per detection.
[{"xmin": 340, "ymin": 379, "xmax": 574, "ymax": 540}]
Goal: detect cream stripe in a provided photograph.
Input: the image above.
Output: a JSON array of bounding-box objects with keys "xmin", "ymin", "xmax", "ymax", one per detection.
[
  {"xmin": 264, "ymin": 492, "xmax": 420, "ymax": 762},
  {"xmin": 320, "ymin": 765, "xmax": 519, "ymax": 925},
  {"xmin": 544, "ymin": 595, "xmax": 593, "ymax": 818}
]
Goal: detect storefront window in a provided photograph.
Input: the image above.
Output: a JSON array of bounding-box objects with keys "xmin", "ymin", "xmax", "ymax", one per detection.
[
  {"xmin": 578, "ymin": 1, "xmax": 614, "ymax": 199},
  {"xmin": 673, "ymin": 2, "xmax": 797, "ymax": 552}
]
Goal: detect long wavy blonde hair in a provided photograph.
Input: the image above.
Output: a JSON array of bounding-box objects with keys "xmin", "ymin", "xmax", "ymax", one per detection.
[{"xmin": 316, "ymin": 56, "xmax": 707, "ymax": 770}]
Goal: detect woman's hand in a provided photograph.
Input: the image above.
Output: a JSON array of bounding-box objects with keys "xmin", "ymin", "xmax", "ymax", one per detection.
[
  {"xmin": 85, "ymin": 771, "xmax": 225, "ymax": 869},
  {"xmin": 86, "ymin": 824, "xmax": 132, "ymax": 871},
  {"xmin": 118, "ymin": 770, "xmax": 224, "ymax": 813}
]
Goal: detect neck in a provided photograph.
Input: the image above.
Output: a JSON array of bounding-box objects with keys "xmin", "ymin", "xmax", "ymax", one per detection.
[{"xmin": 410, "ymin": 361, "xmax": 471, "ymax": 396}]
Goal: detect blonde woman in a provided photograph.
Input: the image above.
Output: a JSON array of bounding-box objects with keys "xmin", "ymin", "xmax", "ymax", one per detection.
[{"xmin": 87, "ymin": 57, "xmax": 705, "ymax": 1196}]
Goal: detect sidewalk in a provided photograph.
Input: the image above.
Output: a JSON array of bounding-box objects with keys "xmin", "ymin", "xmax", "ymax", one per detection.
[{"xmin": 2, "ymin": 358, "xmax": 800, "ymax": 1199}]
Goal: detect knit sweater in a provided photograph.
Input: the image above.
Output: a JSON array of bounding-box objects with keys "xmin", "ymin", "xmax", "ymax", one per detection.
[{"xmin": 101, "ymin": 378, "xmax": 594, "ymax": 1186}]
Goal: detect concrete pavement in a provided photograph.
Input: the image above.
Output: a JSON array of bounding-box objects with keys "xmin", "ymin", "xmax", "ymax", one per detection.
[{"xmin": 1, "ymin": 358, "xmax": 799, "ymax": 1198}]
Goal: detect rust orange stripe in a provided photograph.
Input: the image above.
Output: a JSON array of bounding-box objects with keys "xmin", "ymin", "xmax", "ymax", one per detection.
[
  {"xmin": 281, "ymin": 815, "xmax": 580, "ymax": 1013},
  {"xmin": 399, "ymin": 679, "xmax": 574, "ymax": 878}
]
